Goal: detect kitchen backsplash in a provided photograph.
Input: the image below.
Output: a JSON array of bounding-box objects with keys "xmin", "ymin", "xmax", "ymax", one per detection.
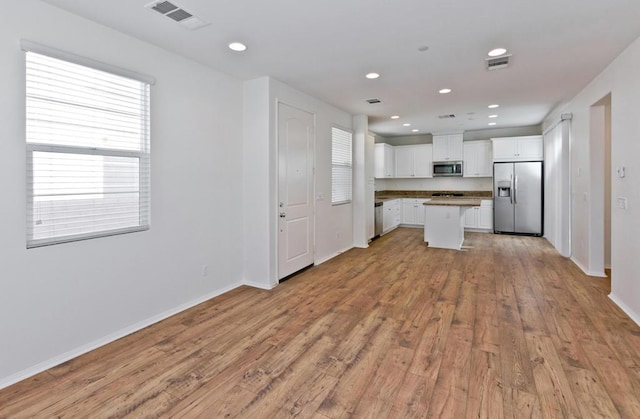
[{"xmin": 375, "ymin": 177, "xmax": 492, "ymax": 192}]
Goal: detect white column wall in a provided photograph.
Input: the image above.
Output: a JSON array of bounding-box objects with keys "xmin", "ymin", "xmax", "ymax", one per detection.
[
  {"xmin": 242, "ymin": 77, "xmax": 355, "ymax": 281},
  {"xmin": 543, "ymin": 34, "xmax": 640, "ymax": 324}
]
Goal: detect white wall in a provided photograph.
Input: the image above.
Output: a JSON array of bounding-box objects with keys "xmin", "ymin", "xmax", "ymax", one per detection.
[
  {"xmin": 0, "ymin": 2, "xmax": 244, "ymax": 387},
  {"xmin": 242, "ymin": 77, "xmax": 354, "ymax": 284},
  {"xmin": 543, "ymin": 35, "xmax": 640, "ymax": 324}
]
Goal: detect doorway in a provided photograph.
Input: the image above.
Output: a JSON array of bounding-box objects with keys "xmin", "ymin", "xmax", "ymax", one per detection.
[
  {"xmin": 277, "ymin": 102, "xmax": 315, "ymax": 280},
  {"xmin": 589, "ymin": 93, "xmax": 612, "ymax": 277}
]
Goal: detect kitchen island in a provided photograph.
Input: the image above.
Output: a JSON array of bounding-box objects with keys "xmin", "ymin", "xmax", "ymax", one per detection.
[{"xmin": 423, "ymin": 198, "xmax": 482, "ymax": 250}]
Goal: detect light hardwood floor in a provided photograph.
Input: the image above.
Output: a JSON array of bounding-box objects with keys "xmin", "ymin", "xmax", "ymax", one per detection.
[{"xmin": 2, "ymin": 228, "xmax": 640, "ymax": 418}]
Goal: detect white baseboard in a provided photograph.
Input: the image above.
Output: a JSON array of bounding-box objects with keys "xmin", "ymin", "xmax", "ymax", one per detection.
[
  {"xmin": 609, "ymin": 293, "xmax": 640, "ymax": 328},
  {"xmin": 314, "ymin": 246, "xmax": 354, "ymax": 266},
  {"xmin": 242, "ymin": 280, "xmax": 277, "ymax": 290},
  {"xmin": 570, "ymin": 256, "xmax": 607, "ymax": 277},
  {"xmin": 0, "ymin": 281, "xmax": 243, "ymax": 391}
]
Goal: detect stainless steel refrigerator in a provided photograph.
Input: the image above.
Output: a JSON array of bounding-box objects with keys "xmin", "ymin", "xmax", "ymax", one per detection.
[{"xmin": 493, "ymin": 161, "xmax": 543, "ymax": 236}]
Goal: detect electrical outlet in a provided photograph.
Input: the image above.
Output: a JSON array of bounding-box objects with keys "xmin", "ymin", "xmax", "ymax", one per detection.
[{"xmin": 201, "ymin": 265, "xmax": 209, "ymax": 277}]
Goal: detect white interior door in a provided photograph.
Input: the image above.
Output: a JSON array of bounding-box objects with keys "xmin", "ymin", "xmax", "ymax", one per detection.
[{"xmin": 278, "ymin": 103, "xmax": 315, "ymax": 279}]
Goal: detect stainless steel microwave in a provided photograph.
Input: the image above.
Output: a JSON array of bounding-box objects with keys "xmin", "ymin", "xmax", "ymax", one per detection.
[{"xmin": 432, "ymin": 161, "xmax": 463, "ymax": 177}]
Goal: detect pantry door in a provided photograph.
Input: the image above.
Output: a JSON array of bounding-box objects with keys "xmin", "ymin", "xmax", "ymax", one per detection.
[{"xmin": 277, "ymin": 102, "xmax": 315, "ymax": 280}]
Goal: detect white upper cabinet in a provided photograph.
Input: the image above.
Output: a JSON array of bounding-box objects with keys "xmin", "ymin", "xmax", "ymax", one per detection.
[
  {"xmin": 463, "ymin": 140, "xmax": 492, "ymax": 177},
  {"xmin": 432, "ymin": 134, "xmax": 463, "ymax": 161},
  {"xmin": 491, "ymin": 135, "xmax": 543, "ymax": 161},
  {"xmin": 395, "ymin": 144, "xmax": 432, "ymax": 178},
  {"xmin": 374, "ymin": 143, "xmax": 395, "ymax": 178}
]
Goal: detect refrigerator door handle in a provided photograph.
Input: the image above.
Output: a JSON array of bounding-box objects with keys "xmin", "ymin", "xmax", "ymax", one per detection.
[
  {"xmin": 514, "ymin": 175, "xmax": 518, "ymax": 204},
  {"xmin": 509, "ymin": 174, "xmax": 514, "ymax": 204}
]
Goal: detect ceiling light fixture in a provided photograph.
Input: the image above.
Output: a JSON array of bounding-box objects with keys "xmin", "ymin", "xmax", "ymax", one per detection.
[
  {"xmin": 439, "ymin": 88, "xmax": 452, "ymax": 94},
  {"xmin": 412, "ymin": 129, "xmax": 419, "ymax": 132},
  {"xmin": 228, "ymin": 42, "xmax": 247, "ymax": 52},
  {"xmin": 488, "ymin": 104, "xmax": 499, "ymax": 109},
  {"xmin": 488, "ymin": 122, "xmax": 497, "ymax": 126},
  {"xmin": 365, "ymin": 72, "xmax": 380, "ymax": 79},
  {"xmin": 488, "ymin": 48, "xmax": 507, "ymax": 57},
  {"xmin": 488, "ymin": 114, "xmax": 498, "ymax": 118},
  {"xmin": 403, "ymin": 123, "xmax": 411, "ymax": 127},
  {"xmin": 390, "ymin": 115, "xmax": 400, "ymax": 119}
]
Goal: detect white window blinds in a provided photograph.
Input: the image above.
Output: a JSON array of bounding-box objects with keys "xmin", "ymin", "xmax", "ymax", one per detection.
[
  {"xmin": 331, "ymin": 127, "xmax": 353, "ymax": 205},
  {"xmin": 25, "ymin": 51, "xmax": 151, "ymax": 248}
]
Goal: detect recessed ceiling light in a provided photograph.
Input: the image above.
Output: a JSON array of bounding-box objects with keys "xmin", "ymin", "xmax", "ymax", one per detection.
[
  {"xmin": 488, "ymin": 48, "xmax": 507, "ymax": 57},
  {"xmin": 488, "ymin": 104, "xmax": 499, "ymax": 109},
  {"xmin": 412, "ymin": 129, "xmax": 419, "ymax": 132},
  {"xmin": 228, "ymin": 42, "xmax": 247, "ymax": 52},
  {"xmin": 488, "ymin": 122, "xmax": 497, "ymax": 126},
  {"xmin": 365, "ymin": 72, "xmax": 380, "ymax": 79},
  {"xmin": 488, "ymin": 114, "xmax": 498, "ymax": 118},
  {"xmin": 439, "ymin": 88, "xmax": 452, "ymax": 94},
  {"xmin": 390, "ymin": 115, "xmax": 400, "ymax": 119},
  {"xmin": 403, "ymin": 123, "xmax": 411, "ymax": 127}
]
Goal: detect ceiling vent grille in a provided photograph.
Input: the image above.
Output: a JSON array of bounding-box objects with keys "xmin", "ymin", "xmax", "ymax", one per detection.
[
  {"xmin": 145, "ymin": 1, "xmax": 209, "ymax": 30},
  {"xmin": 438, "ymin": 114, "xmax": 456, "ymax": 119},
  {"xmin": 486, "ymin": 54, "xmax": 512, "ymax": 71},
  {"xmin": 366, "ymin": 98, "xmax": 381, "ymax": 104}
]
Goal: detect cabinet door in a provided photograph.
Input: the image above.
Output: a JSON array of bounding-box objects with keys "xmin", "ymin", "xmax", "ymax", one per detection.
[
  {"xmin": 464, "ymin": 207, "xmax": 478, "ymax": 228},
  {"xmin": 374, "ymin": 144, "xmax": 387, "ymax": 178},
  {"xmin": 475, "ymin": 141, "xmax": 492, "ymax": 176},
  {"xmin": 463, "ymin": 142, "xmax": 478, "ymax": 177},
  {"xmin": 447, "ymin": 134, "xmax": 464, "ymax": 160},
  {"xmin": 416, "ymin": 204, "xmax": 426, "ymax": 225},
  {"xmin": 432, "ymin": 136, "xmax": 449, "ymax": 161},
  {"xmin": 383, "ymin": 206, "xmax": 392, "ymax": 231},
  {"xmin": 395, "ymin": 146, "xmax": 414, "ymax": 177},
  {"xmin": 479, "ymin": 206, "xmax": 493, "ymax": 229},
  {"xmin": 517, "ymin": 137, "xmax": 543, "ymax": 160},
  {"xmin": 384, "ymin": 145, "xmax": 395, "ymax": 177},
  {"xmin": 492, "ymin": 138, "xmax": 517, "ymax": 160},
  {"xmin": 413, "ymin": 144, "xmax": 432, "ymax": 177},
  {"xmin": 402, "ymin": 202, "xmax": 416, "ymax": 224}
]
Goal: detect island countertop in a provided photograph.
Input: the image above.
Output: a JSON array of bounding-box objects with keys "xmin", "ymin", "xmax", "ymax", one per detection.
[{"xmin": 423, "ymin": 198, "xmax": 483, "ymax": 207}]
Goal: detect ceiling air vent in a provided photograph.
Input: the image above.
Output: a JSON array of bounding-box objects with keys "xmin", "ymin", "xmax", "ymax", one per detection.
[
  {"xmin": 145, "ymin": 1, "xmax": 209, "ymax": 30},
  {"xmin": 366, "ymin": 98, "xmax": 381, "ymax": 104},
  {"xmin": 438, "ymin": 114, "xmax": 456, "ymax": 119},
  {"xmin": 486, "ymin": 54, "xmax": 512, "ymax": 71}
]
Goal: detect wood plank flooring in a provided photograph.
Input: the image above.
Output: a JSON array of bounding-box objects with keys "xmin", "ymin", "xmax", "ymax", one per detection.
[{"xmin": 2, "ymin": 228, "xmax": 640, "ymax": 418}]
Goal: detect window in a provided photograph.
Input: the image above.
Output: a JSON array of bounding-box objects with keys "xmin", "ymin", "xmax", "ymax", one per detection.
[
  {"xmin": 331, "ymin": 126, "xmax": 353, "ymax": 205},
  {"xmin": 25, "ymin": 47, "xmax": 151, "ymax": 248}
]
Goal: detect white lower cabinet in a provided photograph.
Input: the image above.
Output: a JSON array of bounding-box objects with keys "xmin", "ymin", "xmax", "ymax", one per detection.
[
  {"xmin": 463, "ymin": 200, "xmax": 493, "ymax": 231},
  {"xmin": 401, "ymin": 199, "xmax": 429, "ymax": 226},
  {"xmin": 382, "ymin": 199, "xmax": 401, "ymax": 234}
]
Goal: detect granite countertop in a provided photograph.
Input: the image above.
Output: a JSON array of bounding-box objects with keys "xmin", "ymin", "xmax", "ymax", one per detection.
[
  {"xmin": 423, "ymin": 198, "xmax": 482, "ymax": 207},
  {"xmin": 375, "ymin": 190, "xmax": 492, "ymax": 205}
]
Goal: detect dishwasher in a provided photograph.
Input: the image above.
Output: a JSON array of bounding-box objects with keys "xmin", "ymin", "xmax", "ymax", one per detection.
[{"xmin": 374, "ymin": 202, "xmax": 383, "ymax": 238}]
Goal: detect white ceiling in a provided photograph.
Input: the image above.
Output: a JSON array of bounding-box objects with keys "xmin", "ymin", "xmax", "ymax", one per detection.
[{"xmin": 42, "ymin": 0, "xmax": 640, "ymax": 136}]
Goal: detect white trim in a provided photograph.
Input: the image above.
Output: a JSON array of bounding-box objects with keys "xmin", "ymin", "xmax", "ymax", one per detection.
[
  {"xmin": 243, "ymin": 280, "xmax": 278, "ymax": 290},
  {"xmin": 314, "ymin": 245, "xmax": 355, "ymax": 265},
  {"xmin": 609, "ymin": 293, "xmax": 640, "ymax": 328},
  {"xmin": 0, "ymin": 282, "xmax": 242, "ymax": 391},
  {"xmin": 570, "ymin": 256, "xmax": 607, "ymax": 277},
  {"xmin": 20, "ymin": 39, "xmax": 156, "ymax": 85}
]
